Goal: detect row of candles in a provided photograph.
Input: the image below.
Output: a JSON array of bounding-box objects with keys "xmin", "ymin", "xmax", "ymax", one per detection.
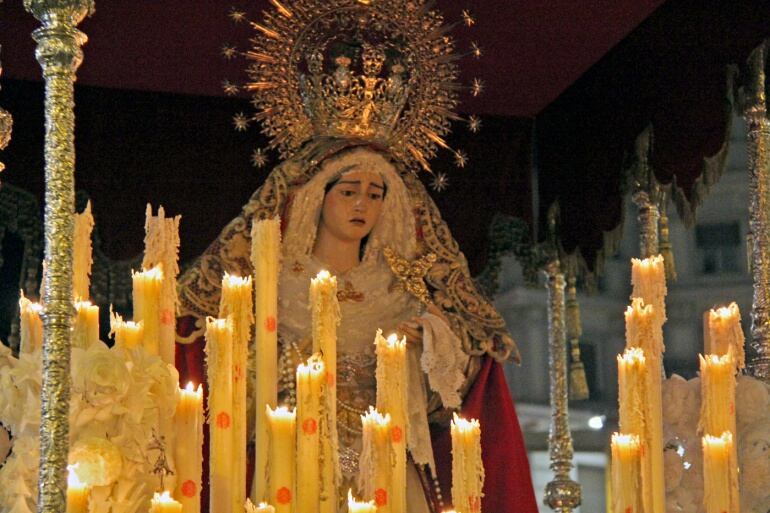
[
  {"xmin": 19, "ymin": 206, "xmax": 484, "ymax": 512},
  {"xmin": 612, "ymin": 255, "xmax": 742, "ymax": 513}
]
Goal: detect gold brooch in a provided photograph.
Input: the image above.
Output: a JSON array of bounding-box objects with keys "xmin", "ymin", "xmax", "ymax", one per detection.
[{"xmin": 384, "ymin": 247, "xmax": 436, "ymax": 305}]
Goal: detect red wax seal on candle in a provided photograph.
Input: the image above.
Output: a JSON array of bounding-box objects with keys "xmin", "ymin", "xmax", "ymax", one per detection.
[
  {"xmin": 625, "ymin": 507, "xmax": 632, "ymax": 513},
  {"xmin": 216, "ymin": 411, "xmax": 231, "ymax": 429},
  {"xmin": 181, "ymin": 480, "xmax": 197, "ymax": 498},
  {"xmin": 160, "ymin": 309, "xmax": 174, "ymax": 325},
  {"xmin": 276, "ymin": 487, "xmax": 292, "ymax": 504},
  {"xmin": 266, "ymin": 316, "xmax": 277, "ymax": 332},
  {"xmin": 468, "ymin": 496, "xmax": 481, "ymax": 512},
  {"xmin": 302, "ymin": 418, "xmax": 318, "ymax": 435},
  {"xmin": 375, "ymin": 488, "xmax": 388, "ymax": 506},
  {"xmin": 391, "ymin": 426, "xmax": 403, "ymax": 443},
  {"xmin": 327, "ymin": 371, "xmax": 335, "ymax": 387}
]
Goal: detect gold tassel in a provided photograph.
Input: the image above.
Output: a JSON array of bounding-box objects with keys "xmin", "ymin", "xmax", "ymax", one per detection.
[
  {"xmin": 658, "ymin": 192, "xmax": 677, "ymax": 282},
  {"xmin": 566, "ymin": 274, "xmax": 589, "ymax": 401}
]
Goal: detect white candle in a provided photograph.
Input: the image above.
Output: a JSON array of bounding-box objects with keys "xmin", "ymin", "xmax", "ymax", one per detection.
[
  {"xmin": 251, "ymin": 217, "xmax": 281, "ymax": 504},
  {"xmin": 348, "ymin": 490, "xmax": 377, "ymax": 513},
  {"xmin": 360, "ymin": 407, "xmax": 392, "ymax": 512},
  {"xmin": 451, "ymin": 413, "xmax": 484, "ymax": 513},
  {"xmin": 143, "ymin": 204, "xmax": 181, "ymax": 366},
  {"xmin": 150, "ymin": 491, "xmax": 184, "ymax": 513},
  {"xmin": 702, "ymin": 432, "xmax": 739, "ymax": 513},
  {"xmin": 267, "ymin": 405, "xmax": 296, "ymax": 513},
  {"xmin": 375, "ymin": 330, "xmax": 407, "ymax": 513},
  {"xmin": 220, "ymin": 273, "xmax": 254, "ymax": 513},
  {"xmin": 174, "ymin": 382, "xmax": 203, "ymax": 513},
  {"xmin": 109, "ymin": 308, "xmax": 143, "ymax": 350},
  {"xmin": 310, "ymin": 270, "xmax": 340, "ymax": 513},
  {"xmin": 206, "ymin": 317, "xmax": 234, "ymax": 513},
  {"xmin": 132, "ymin": 265, "xmax": 164, "ymax": 356},
  {"xmin": 73, "ymin": 300, "xmax": 99, "ymax": 349},
  {"xmin": 66, "ymin": 464, "xmax": 89, "ymax": 513},
  {"xmin": 296, "ymin": 354, "xmax": 325, "ymax": 511},
  {"xmin": 610, "ymin": 433, "xmax": 642, "ymax": 513},
  {"xmin": 18, "ymin": 293, "xmax": 43, "ymax": 354},
  {"xmin": 72, "ymin": 201, "xmax": 94, "ymax": 301},
  {"xmin": 707, "ymin": 303, "xmax": 745, "ymax": 370}
]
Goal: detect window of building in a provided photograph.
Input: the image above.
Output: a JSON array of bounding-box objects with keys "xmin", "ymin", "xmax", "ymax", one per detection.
[{"xmin": 695, "ymin": 222, "xmax": 741, "ymax": 275}]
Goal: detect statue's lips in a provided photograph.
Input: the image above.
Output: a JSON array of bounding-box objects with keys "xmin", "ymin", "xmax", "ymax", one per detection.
[{"xmin": 350, "ymin": 218, "xmax": 365, "ymax": 226}]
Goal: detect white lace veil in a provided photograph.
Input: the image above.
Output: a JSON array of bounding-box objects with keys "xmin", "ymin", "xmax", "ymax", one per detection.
[{"xmin": 282, "ymin": 147, "xmax": 417, "ymax": 263}]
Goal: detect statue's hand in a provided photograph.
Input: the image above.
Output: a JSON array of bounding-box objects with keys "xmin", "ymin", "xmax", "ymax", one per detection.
[{"xmin": 397, "ymin": 303, "xmax": 449, "ymax": 347}]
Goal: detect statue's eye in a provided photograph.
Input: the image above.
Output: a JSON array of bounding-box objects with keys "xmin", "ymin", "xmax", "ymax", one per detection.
[
  {"xmin": 369, "ymin": 193, "xmax": 383, "ymax": 200},
  {"xmin": 340, "ymin": 190, "xmax": 356, "ymax": 197}
]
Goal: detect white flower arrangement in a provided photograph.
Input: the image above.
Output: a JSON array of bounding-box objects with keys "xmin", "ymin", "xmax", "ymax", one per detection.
[
  {"xmin": 662, "ymin": 374, "xmax": 770, "ymax": 513},
  {"xmin": 0, "ymin": 340, "xmax": 179, "ymax": 513}
]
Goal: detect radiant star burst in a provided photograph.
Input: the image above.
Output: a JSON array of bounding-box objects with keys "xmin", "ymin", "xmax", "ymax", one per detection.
[
  {"xmin": 471, "ymin": 42, "xmax": 483, "ymax": 59},
  {"xmin": 229, "ymin": 8, "xmax": 246, "ymax": 23},
  {"xmin": 431, "ymin": 173, "xmax": 449, "ymax": 192},
  {"xmin": 454, "ymin": 150, "xmax": 468, "ymax": 169},
  {"xmin": 233, "ymin": 112, "xmax": 249, "ymax": 132},
  {"xmin": 222, "ymin": 44, "xmax": 238, "ymax": 60},
  {"xmin": 471, "ymin": 78, "xmax": 485, "ymax": 97},
  {"xmin": 467, "ymin": 115, "xmax": 482, "ymax": 133},
  {"xmin": 251, "ymin": 148, "xmax": 268, "ymax": 168},
  {"xmin": 462, "ymin": 10, "xmax": 475, "ymax": 27},
  {"xmin": 222, "ymin": 79, "xmax": 239, "ymax": 96}
]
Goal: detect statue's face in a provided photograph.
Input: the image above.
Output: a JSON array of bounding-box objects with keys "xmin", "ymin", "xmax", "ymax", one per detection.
[{"xmin": 319, "ymin": 168, "xmax": 386, "ymax": 243}]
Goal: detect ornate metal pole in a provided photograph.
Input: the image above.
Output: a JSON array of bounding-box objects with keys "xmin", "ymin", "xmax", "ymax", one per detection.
[
  {"xmin": 544, "ymin": 260, "xmax": 582, "ymax": 513},
  {"xmin": 744, "ymin": 42, "xmax": 770, "ymax": 382},
  {"xmin": 632, "ymin": 127, "xmax": 661, "ymax": 258},
  {"xmin": 23, "ymin": 2, "xmax": 93, "ymax": 511}
]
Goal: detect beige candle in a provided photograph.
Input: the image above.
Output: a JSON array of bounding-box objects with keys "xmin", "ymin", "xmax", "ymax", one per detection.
[
  {"xmin": 347, "ymin": 490, "xmax": 377, "ymax": 513},
  {"xmin": 143, "ymin": 204, "xmax": 181, "ymax": 366},
  {"xmin": 630, "ymin": 255, "xmax": 667, "ymax": 329},
  {"xmin": 206, "ymin": 317, "xmax": 234, "ymax": 513},
  {"xmin": 245, "ymin": 499, "xmax": 277, "ymax": 513},
  {"xmin": 451, "ymin": 413, "xmax": 484, "ymax": 513},
  {"xmin": 310, "ymin": 269, "xmax": 340, "ymax": 513},
  {"xmin": 72, "ymin": 200, "xmax": 94, "ymax": 301},
  {"xmin": 610, "ymin": 433, "xmax": 642, "ymax": 513},
  {"xmin": 624, "ymin": 295, "xmax": 665, "ymax": 513},
  {"xmin": 702, "ymin": 432, "xmax": 738, "ymax": 513},
  {"xmin": 66, "ymin": 464, "xmax": 89, "ymax": 513},
  {"xmin": 132, "ymin": 265, "xmax": 163, "ymax": 356},
  {"xmin": 267, "ymin": 405, "xmax": 296, "ymax": 513},
  {"xmin": 174, "ymin": 382, "xmax": 204, "ymax": 513},
  {"xmin": 150, "ymin": 491, "xmax": 184, "ymax": 513},
  {"xmin": 220, "ymin": 273, "xmax": 254, "ymax": 513},
  {"xmin": 707, "ymin": 304, "xmax": 745, "ymax": 370},
  {"xmin": 18, "ymin": 293, "xmax": 43, "ymax": 354},
  {"xmin": 296, "ymin": 354, "xmax": 325, "ymax": 512},
  {"xmin": 360, "ymin": 407, "xmax": 393, "ymax": 512},
  {"xmin": 375, "ymin": 331, "xmax": 407, "ymax": 513},
  {"xmin": 699, "ymin": 352, "xmax": 737, "ymax": 438},
  {"xmin": 73, "ymin": 300, "xmax": 100, "ymax": 349},
  {"xmin": 251, "ymin": 217, "xmax": 281, "ymax": 504},
  {"xmin": 109, "ymin": 308, "xmax": 144, "ymax": 350}
]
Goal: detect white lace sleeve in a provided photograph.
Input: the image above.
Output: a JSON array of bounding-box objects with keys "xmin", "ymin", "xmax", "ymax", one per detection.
[{"xmin": 419, "ymin": 312, "xmax": 468, "ymax": 409}]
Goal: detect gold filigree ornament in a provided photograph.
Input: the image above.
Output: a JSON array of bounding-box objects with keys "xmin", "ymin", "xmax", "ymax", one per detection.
[
  {"xmin": 384, "ymin": 246, "xmax": 437, "ymax": 306},
  {"xmin": 224, "ymin": 0, "xmax": 481, "ymax": 178}
]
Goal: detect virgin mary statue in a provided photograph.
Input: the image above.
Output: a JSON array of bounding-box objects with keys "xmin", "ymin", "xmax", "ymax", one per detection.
[{"xmin": 175, "ymin": 2, "xmax": 538, "ymax": 512}]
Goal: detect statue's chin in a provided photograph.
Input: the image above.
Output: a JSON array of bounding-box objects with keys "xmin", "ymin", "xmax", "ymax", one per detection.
[{"xmin": 0, "ymin": 425, "xmax": 9, "ymax": 466}]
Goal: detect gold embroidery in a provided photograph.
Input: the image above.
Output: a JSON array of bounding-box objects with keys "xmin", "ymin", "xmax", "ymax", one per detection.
[
  {"xmin": 336, "ymin": 280, "xmax": 365, "ymax": 303},
  {"xmin": 384, "ymin": 247, "xmax": 436, "ymax": 306}
]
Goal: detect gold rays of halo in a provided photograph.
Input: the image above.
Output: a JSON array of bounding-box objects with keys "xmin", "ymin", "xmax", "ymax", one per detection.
[{"xmin": 223, "ymin": 1, "xmax": 484, "ymax": 189}]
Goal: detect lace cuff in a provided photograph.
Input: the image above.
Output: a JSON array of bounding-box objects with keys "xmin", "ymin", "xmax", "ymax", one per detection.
[{"xmin": 420, "ymin": 312, "xmax": 468, "ymax": 409}]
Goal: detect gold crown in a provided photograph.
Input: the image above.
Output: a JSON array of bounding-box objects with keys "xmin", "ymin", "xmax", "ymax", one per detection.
[
  {"xmin": 224, "ymin": 0, "xmax": 483, "ymax": 184},
  {"xmin": 300, "ymin": 45, "xmax": 409, "ymax": 144}
]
